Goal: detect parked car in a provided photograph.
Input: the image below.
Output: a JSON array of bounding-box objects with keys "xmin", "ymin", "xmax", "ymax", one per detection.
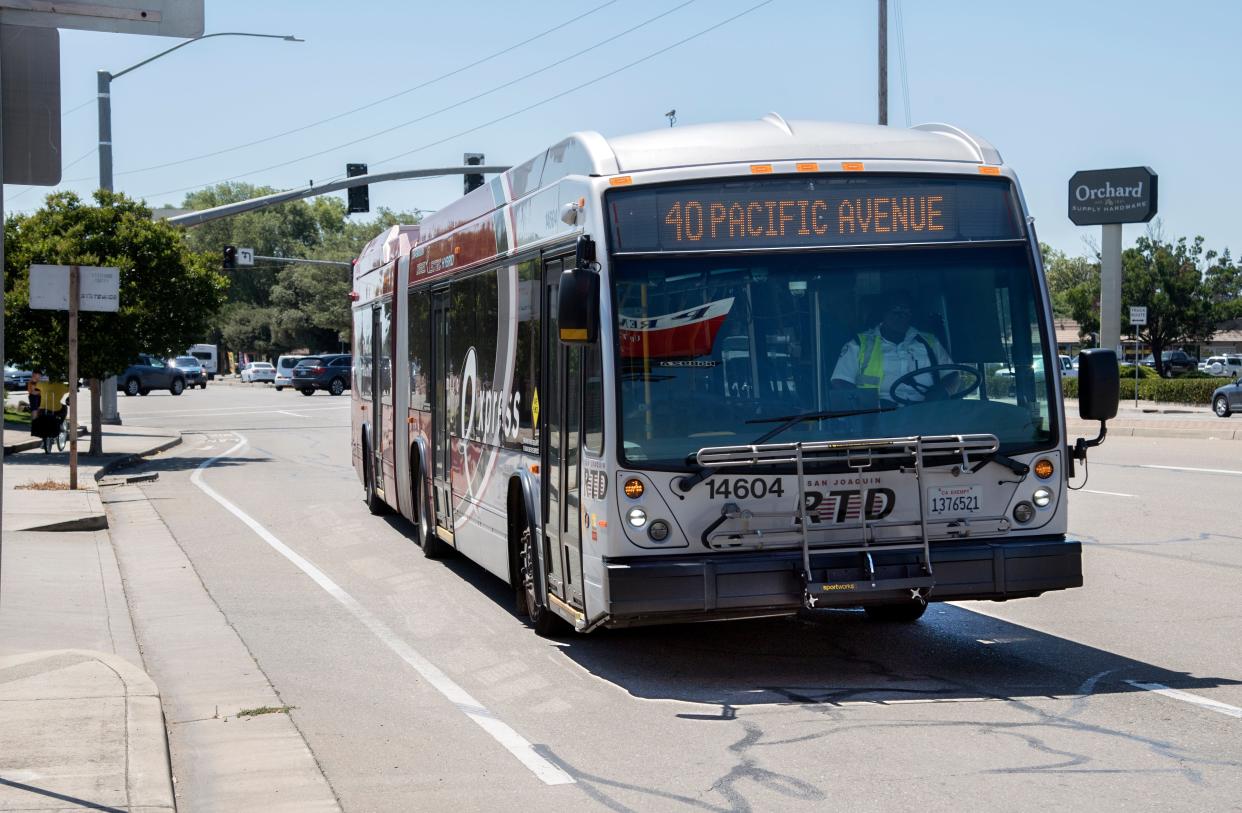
[
  {"xmin": 117, "ymin": 354, "xmax": 186, "ymax": 396},
  {"xmin": 1212, "ymin": 378, "xmax": 1242, "ymax": 418},
  {"xmin": 274, "ymin": 355, "xmax": 304, "ymax": 392},
  {"xmin": 4, "ymin": 365, "xmax": 32, "ymax": 390},
  {"xmin": 168, "ymin": 355, "xmax": 207, "ymax": 389},
  {"xmin": 290, "ymin": 354, "xmax": 352, "ymax": 396},
  {"xmin": 241, "ymin": 361, "xmax": 276, "ymax": 383},
  {"xmin": 1059, "ymin": 354, "xmax": 1077, "ymax": 379},
  {"xmin": 1202, "ymin": 355, "xmax": 1242, "ymax": 379},
  {"xmin": 1140, "ymin": 350, "xmax": 1197, "ymax": 377}
]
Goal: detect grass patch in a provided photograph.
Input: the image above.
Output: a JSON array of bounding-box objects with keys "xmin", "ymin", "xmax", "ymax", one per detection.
[
  {"xmin": 15, "ymin": 479, "xmax": 71, "ymax": 491},
  {"xmin": 4, "ymin": 407, "xmax": 30, "ymax": 424},
  {"xmin": 236, "ymin": 705, "xmax": 296, "ymax": 718}
]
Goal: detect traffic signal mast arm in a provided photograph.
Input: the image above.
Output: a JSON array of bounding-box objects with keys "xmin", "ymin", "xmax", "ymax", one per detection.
[{"xmin": 171, "ymin": 165, "xmax": 510, "ymax": 228}]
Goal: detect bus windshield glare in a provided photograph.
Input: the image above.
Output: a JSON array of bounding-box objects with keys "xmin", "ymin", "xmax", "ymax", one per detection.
[{"xmin": 611, "ymin": 242, "xmax": 1054, "ymax": 467}]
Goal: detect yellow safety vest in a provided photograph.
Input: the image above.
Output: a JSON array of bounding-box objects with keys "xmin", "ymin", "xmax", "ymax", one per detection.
[{"xmin": 856, "ymin": 331, "xmax": 940, "ymax": 391}]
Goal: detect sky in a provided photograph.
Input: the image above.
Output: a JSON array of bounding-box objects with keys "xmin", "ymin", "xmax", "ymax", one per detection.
[{"xmin": 4, "ymin": 0, "xmax": 1240, "ymax": 259}]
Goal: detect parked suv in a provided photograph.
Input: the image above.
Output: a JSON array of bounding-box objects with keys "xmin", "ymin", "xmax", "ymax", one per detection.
[
  {"xmin": 1202, "ymin": 355, "xmax": 1242, "ymax": 379},
  {"xmin": 168, "ymin": 355, "xmax": 207, "ymax": 389},
  {"xmin": 274, "ymin": 355, "xmax": 304, "ymax": 391},
  {"xmin": 290, "ymin": 354, "xmax": 352, "ymax": 396},
  {"xmin": 118, "ymin": 354, "xmax": 186, "ymax": 396},
  {"xmin": 1141, "ymin": 350, "xmax": 1197, "ymax": 377}
]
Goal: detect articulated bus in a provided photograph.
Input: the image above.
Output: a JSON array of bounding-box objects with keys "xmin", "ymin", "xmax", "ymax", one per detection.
[{"xmin": 351, "ymin": 116, "xmax": 1118, "ymax": 635}]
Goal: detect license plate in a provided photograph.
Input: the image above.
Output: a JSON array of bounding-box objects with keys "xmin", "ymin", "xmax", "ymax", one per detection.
[{"xmin": 927, "ymin": 485, "xmax": 981, "ymax": 515}]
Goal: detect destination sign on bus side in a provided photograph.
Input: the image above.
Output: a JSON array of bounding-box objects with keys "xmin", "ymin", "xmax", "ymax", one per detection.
[{"xmin": 608, "ymin": 176, "xmax": 1022, "ymax": 252}]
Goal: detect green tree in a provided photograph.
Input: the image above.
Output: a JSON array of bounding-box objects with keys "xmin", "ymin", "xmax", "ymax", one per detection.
[
  {"xmin": 175, "ymin": 183, "xmax": 418, "ymax": 361},
  {"xmin": 1041, "ymin": 243, "xmax": 1099, "ymax": 320},
  {"xmin": 4, "ymin": 191, "xmax": 227, "ymax": 453},
  {"xmin": 1121, "ymin": 235, "xmax": 1217, "ymax": 376}
]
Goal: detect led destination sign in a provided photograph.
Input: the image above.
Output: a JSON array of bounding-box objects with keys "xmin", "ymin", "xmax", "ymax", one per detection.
[{"xmin": 608, "ymin": 176, "xmax": 1022, "ymax": 252}]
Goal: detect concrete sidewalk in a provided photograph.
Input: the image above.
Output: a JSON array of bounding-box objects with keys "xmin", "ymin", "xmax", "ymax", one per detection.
[
  {"xmin": 1064, "ymin": 398, "xmax": 1241, "ymax": 440},
  {"xmin": 1, "ymin": 423, "xmax": 181, "ymax": 812}
]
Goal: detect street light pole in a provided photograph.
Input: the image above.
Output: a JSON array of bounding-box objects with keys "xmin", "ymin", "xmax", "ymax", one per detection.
[{"xmin": 95, "ymin": 31, "xmax": 302, "ymax": 422}]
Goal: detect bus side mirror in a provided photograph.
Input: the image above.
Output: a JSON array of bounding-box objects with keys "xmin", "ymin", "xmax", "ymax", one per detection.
[
  {"xmin": 1078, "ymin": 349, "xmax": 1119, "ymax": 422},
  {"xmin": 557, "ymin": 267, "xmax": 599, "ymax": 344},
  {"xmin": 1072, "ymin": 348, "xmax": 1118, "ymax": 464}
]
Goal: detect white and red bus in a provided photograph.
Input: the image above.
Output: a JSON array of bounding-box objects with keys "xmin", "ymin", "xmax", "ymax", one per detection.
[{"xmin": 351, "ymin": 116, "xmax": 1118, "ymax": 635}]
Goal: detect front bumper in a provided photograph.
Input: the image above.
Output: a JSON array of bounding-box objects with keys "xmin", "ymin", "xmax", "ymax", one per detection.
[{"xmin": 604, "ymin": 536, "xmax": 1082, "ymax": 624}]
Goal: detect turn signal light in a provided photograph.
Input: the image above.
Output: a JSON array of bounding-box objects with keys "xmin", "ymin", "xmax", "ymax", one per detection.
[
  {"xmin": 1033, "ymin": 458, "xmax": 1054, "ymax": 479},
  {"xmin": 623, "ymin": 478, "xmax": 644, "ymax": 499}
]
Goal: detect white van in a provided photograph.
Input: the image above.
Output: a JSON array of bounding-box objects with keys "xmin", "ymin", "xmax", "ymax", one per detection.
[
  {"xmin": 274, "ymin": 355, "xmax": 304, "ymax": 391},
  {"xmin": 188, "ymin": 344, "xmax": 218, "ymax": 380}
]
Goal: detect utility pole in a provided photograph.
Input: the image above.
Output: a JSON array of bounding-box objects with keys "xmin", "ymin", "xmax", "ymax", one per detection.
[{"xmin": 878, "ymin": 0, "xmax": 888, "ymax": 125}]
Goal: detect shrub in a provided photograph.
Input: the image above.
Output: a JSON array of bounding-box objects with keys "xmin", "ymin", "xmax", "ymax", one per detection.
[{"xmin": 1064, "ymin": 374, "xmax": 1219, "ymax": 405}]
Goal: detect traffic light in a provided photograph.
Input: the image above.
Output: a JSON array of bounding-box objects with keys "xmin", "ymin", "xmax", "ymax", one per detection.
[
  {"xmin": 347, "ymin": 163, "xmax": 369, "ymax": 213},
  {"xmin": 464, "ymin": 153, "xmax": 484, "ymax": 195},
  {"xmin": 223, "ymin": 245, "xmax": 237, "ymax": 269}
]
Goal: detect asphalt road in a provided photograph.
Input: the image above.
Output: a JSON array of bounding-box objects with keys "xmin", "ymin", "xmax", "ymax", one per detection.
[{"xmin": 113, "ymin": 384, "xmax": 1242, "ymax": 811}]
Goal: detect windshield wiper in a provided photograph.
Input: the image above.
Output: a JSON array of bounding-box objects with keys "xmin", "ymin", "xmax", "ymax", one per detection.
[
  {"xmin": 676, "ymin": 407, "xmax": 895, "ymax": 493},
  {"xmin": 970, "ymin": 451, "xmax": 1029, "ymax": 477}
]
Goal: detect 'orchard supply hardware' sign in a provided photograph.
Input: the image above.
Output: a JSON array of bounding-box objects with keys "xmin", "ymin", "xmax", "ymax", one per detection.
[{"xmin": 1068, "ymin": 167, "xmax": 1157, "ymax": 226}]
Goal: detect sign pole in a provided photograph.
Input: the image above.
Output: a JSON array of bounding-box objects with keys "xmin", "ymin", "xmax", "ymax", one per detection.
[
  {"xmin": 1100, "ymin": 223, "xmax": 1123, "ymax": 358},
  {"xmin": 68, "ymin": 265, "xmax": 79, "ymax": 490},
  {"xmin": 1129, "ymin": 305, "xmax": 1147, "ymax": 409}
]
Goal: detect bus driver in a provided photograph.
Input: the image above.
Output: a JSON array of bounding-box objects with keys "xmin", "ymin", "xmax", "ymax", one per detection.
[{"xmin": 831, "ymin": 291, "xmax": 958, "ymax": 407}]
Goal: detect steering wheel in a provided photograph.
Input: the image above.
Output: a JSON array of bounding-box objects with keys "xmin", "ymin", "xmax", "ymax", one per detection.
[{"xmin": 889, "ymin": 364, "xmax": 981, "ymax": 406}]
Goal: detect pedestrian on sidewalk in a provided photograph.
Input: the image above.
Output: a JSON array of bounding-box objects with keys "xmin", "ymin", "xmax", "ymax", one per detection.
[{"xmin": 26, "ymin": 369, "xmax": 42, "ymax": 434}]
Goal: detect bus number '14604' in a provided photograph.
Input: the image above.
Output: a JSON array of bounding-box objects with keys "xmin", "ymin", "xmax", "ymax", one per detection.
[{"xmin": 707, "ymin": 478, "xmax": 784, "ymax": 500}]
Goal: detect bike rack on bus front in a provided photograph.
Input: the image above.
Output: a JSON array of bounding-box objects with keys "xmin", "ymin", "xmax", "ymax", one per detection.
[{"xmin": 694, "ymin": 434, "xmax": 1001, "ymax": 608}]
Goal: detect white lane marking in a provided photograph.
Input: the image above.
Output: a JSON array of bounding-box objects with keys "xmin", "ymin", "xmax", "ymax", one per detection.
[
  {"xmin": 190, "ymin": 435, "xmax": 574, "ymax": 786},
  {"xmin": 1081, "ymin": 489, "xmax": 1137, "ymax": 498},
  {"xmin": 277, "ymin": 411, "xmax": 308, "ymax": 418},
  {"xmin": 1141, "ymin": 464, "xmax": 1242, "ymax": 477},
  {"xmin": 1125, "ymin": 681, "xmax": 1242, "ymax": 720}
]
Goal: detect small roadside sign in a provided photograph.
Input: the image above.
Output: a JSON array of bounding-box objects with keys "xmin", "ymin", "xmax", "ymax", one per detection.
[
  {"xmin": 29, "ymin": 264, "xmax": 119, "ymax": 312},
  {"xmin": 238, "ymin": 247, "xmax": 255, "ymax": 266},
  {"xmin": 1130, "ymin": 306, "xmax": 1147, "ymax": 326}
]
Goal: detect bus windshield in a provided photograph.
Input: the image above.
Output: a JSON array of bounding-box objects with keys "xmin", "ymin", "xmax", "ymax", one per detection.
[{"xmin": 612, "ymin": 244, "xmax": 1055, "ymax": 468}]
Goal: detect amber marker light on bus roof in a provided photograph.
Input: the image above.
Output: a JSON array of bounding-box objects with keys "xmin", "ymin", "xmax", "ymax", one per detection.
[
  {"xmin": 623, "ymin": 478, "xmax": 644, "ymax": 499},
  {"xmin": 609, "ymin": 176, "xmax": 632, "ymax": 186},
  {"xmin": 796, "ymin": 162, "xmax": 819, "ymax": 172},
  {"xmin": 750, "ymin": 164, "xmax": 773, "ymax": 174},
  {"xmin": 978, "ymin": 165, "xmax": 1001, "ymax": 175},
  {"xmin": 841, "ymin": 161, "xmax": 865, "ymax": 172}
]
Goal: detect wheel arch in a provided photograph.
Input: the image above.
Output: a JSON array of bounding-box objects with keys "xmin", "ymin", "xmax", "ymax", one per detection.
[{"xmin": 507, "ymin": 470, "xmax": 542, "ymax": 590}]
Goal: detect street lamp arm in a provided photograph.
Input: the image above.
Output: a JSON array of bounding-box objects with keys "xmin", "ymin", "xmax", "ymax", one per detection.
[{"xmin": 109, "ymin": 31, "xmax": 302, "ymax": 80}]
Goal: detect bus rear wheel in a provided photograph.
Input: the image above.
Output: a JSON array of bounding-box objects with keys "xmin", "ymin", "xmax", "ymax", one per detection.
[{"xmin": 863, "ymin": 598, "xmax": 928, "ymax": 623}]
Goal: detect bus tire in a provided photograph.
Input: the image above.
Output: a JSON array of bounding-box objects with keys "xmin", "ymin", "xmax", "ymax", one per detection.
[
  {"xmin": 863, "ymin": 598, "xmax": 928, "ymax": 623},
  {"xmin": 363, "ymin": 439, "xmax": 389, "ymax": 516},
  {"xmin": 415, "ymin": 458, "xmax": 449, "ymax": 559},
  {"xmin": 515, "ymin": 522, "xmax": 568, "ymax": 637}
]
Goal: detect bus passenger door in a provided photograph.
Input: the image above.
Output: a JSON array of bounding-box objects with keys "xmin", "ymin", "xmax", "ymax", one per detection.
[
  {"xmin": 370, "ymin": 305, "xmax": 385, "ymax": 499},
  {"xmin": 430, "ymin": 291, "xmax": 453, "ymax": 539},
  {"xmin": 542, "ymin": 256, "xmax": 584, "ymax": 608}
]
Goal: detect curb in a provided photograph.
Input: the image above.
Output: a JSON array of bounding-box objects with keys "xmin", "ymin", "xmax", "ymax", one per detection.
[
  {"xmin": 3, "ymin": 425, "xmax": 90, "ymax": 455},
  {"xmin": 0, "ymin": 649, "xmax": 176, "ymax": 811},
  {"xmin": 1066, "ymin": 422, "xmax": 1241, "ymax": 442},
  {"xmin": 93, "ymin": 432, "xmax": 184, "ymax": 482}
]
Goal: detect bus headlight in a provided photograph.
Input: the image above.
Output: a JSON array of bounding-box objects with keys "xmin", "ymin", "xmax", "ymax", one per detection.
[
  {"xmin": 627, "ymin": 507, "xmax": 647, "ymax": 527},
  {"xmin": 1013, "ymin": 501, "xmax": 1035, "ymax": 524},
  {"xmin": 1032, "ymin": 487, "xmax": 1053, "ymax": 508},
  {"xmin": 647, "ymin": 520, "xmax": 670, "ymax": 542}
]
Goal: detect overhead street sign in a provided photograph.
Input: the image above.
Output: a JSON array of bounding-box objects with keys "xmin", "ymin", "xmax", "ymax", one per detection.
[
  {"xmin": 1068, "ymin": 166, "xmax": 1158, "ymax": 226},
  {"xmin": 237, "ymin": 247, "xmax": 255, "ymax": 266},
  {"xmin": 1130, "ymin": 306, "xmax": 1147, "ymax": 326},
  {"xmin": 29, "ymin": 264, "xmax": 120, "ymax": 312},
  {"xmin": 1, "ymin": 24, "xmax": 60, "ymax": 185},
  {"xmin": 0, "ymin": 0, "xmax": 203, "ymax": 37}
]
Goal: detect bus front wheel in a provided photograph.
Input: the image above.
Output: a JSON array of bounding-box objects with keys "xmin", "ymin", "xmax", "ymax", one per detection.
[{"xmin": 517, "ymin": 525, "xmax": 566, "ymax": 637}]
